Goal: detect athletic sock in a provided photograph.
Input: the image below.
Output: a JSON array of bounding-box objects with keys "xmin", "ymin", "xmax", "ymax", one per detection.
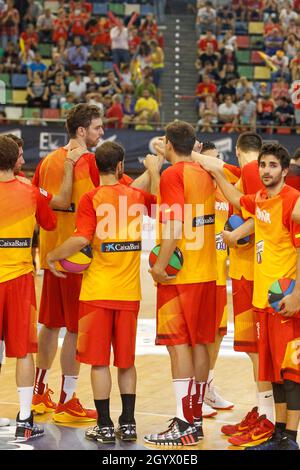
[
  {"xmin": 257, "ymin": 390, "xmax": 274, "ymax": 422},
  {"xmin": 59, "ymin": 375, "xmax": 78, "ymax": 403},
  {"xmin": 18, "ymin": 386, "xmax": 34, "ymax": 420},
  {"xmin": 119, "ymin": 394, "xmax": 136, "ymax": 424},
  {"xmin": 275, "ymin": 422, "xmax": 286, "ymax": 434},
  {"xmin": 283, "ymin": 429, "xmax": 297, "ymax": 442},
  {"xmin": 94, "ymin": 399, "xmax": 113, "ymax": 427},
  {"xmin": 192, "ymin": 380, "xmax": 206, "ymax": 420},
  {"xmin": 173, "ymin": 378, "xmax": 194, "ymax": 424},
  {"xmin": 34, "ymin": 368, "xmax": 49, "ymax": 395}
]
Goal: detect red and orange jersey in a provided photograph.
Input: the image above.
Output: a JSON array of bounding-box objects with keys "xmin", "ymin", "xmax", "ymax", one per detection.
[
  {"xmin": 157, "ymin": 161, "xmax": 216, "ymax": 284},
  {"xmin": 33, "ymin": 147, "xmax": 133, "ymax": 270},
  {"xmin": 74, "ymin": 184, "xmax": 155, "ymax": 301},
  {"xmin": 215, "ymin": 186, "xmax": 229, "ymax": 286},
  {"xmin": 241, "ymin": 185, "xmax": 300, "ymax": 308},
  {"xmin": 223, "ymin": 163, "xmax": 241, "ymax": 184},
  {"xmin": 0, "ymin": 179, "xmax": 56, "ymax": 283}
]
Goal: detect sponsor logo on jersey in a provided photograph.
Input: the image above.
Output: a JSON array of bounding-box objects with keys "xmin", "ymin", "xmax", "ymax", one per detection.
[
  {"xmin": 256, "ymin": 207, "xmax": 271, "ymax": 224},
  {"xmin": 192, "ymin": 214, "xmax": 215, "ymax": 227},
  {"xmin": 0, "ymin": 238, "xmax": 31, "ymax": 248},
  {"xmin": 101, "ymin": 241, "xmax": 142, "ymax": 252}
]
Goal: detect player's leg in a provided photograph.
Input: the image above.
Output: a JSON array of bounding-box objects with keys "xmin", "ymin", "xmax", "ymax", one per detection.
[{"xmin": 248, "ymin": 352, "xmax": 274, "ymax": 420}]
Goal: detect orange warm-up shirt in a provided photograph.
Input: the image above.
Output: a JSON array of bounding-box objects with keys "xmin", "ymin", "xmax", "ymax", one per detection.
[
  {"xmin": 74, "ymin": 184, "xmax": 156, "ymax": 301},
  {"xmin": 157, "ymin": 161, "xmax": 216, "ymax": 285},
  {"xmin": 32, "ymin": 148, "xmax": 132, "ymax": 270},
  {"xmin": 0, "ymin": 179, "xmax": 56, "ymax": 283},
  {"xmin": 241, "ymin": 185, "xmax": 300, "ymax": 308},
  {"xmin": 215, "ymin": 186, "xmax": 229, "ymax": 286}
]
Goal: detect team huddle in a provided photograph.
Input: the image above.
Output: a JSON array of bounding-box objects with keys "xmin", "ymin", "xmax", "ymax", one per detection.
[{"xmin": 0, "ymin": 104, "xmax": 299, "ymax": 450}]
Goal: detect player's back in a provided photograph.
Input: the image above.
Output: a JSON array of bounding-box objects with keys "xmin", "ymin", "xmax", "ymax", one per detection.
[{"xmin": 158, "ymin": 161, "xmax": 216, "ymax": 284}]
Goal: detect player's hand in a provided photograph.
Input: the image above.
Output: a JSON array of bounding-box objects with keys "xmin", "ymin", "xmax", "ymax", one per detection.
[
  {"xmin": 152, "ymin": 137, "xmax": 166, "ymax": 158},
  {"xmin": 148, "ymin": 265, "xmax": 175, "ymax": 284},
  {"xmin": 193, "ymin": 140, "xmax": 203, "ymax": 153},
  {"xmin": 66, "ymin": 144, "xmax": 87, "ymax": 164},
  {"xmin": 46, "ymin": 255, "xmax": 67, "ymax": 279},
  {"xmin": 279, "ymin": 293, "xmax": 300, "ymax": 317},
  {"xmin": 222, "ymin": 230, "xmax": 237, "ymax": 248},
  {"xmin": 143, "ymin": 154, "xmax": 164, "ymax": 173}
]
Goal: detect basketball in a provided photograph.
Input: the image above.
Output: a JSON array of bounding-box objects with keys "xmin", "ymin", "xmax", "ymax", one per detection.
[
  {"xmin": 268, "ymin": 278, "xmax": 296, "ymax": 312},
  {"xmin": 224, "ymin": 214, "xmax": 250, "ymax": 245},
  {"xmin": 59, "ymin": 245, "xmax": 93, "ymax": 273},
  {"xmin": 149, "ymin": 245, "xmax": 184, "ymax": 276}
]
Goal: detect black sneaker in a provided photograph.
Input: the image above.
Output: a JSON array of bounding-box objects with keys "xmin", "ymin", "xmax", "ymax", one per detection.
[
  {"xmin": 244, "ymin": 431, "xmax": 282, "ymax": 451},
  {"xmin": 144, "ymin": 417, "xmax": 199, "ymax": 446},
  {"xmin": 278, "ymin": 435, "xmax": 299, "ymax": 450},
  {"xmin": 194, "ymin": 418, "xmax": 204, "ymax": 440},
  {"xmin": 115, "ymin": 422, "xmax": 137, "ymax": 441},
  {"xmin": 15, "ymin": 412, "xmax": 44, "ymax": 441},
  {"xmin": 85, "ymin": 424, "xmax": 115, "ymax": 444}
]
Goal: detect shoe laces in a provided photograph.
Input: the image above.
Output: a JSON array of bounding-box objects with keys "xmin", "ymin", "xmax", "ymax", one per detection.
[
  {"xmin": 159, "ymin": 418, "xmax": 178, "ymax": 435},
  {"xmin": 241, "ymin": 407, "xmax": 258, "ymax": 425},
  {"xmin": 72, "ymin": 397, "xmax": 85, "ymax": 412}
]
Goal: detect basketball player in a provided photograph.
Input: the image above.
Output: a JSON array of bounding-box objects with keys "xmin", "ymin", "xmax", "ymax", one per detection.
[
  {"xmin": 144, "ymin": 121, "xmax": 217, "ymax": 446},
  {"xmin": 211, "ymin": 143, "xmax": 300, "ymax": 450},
  {"xmin": 0, "ymin": 136, "xmax": 57, "ymax": 440},
  {"xmin": 45, "ymin": 142, "xmax": 159, "ymax": 443}
]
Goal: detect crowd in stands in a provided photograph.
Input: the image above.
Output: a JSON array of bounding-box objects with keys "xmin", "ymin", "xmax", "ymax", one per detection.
[
  {"xmin": 0, "ymin": 0, "xmax": 164, "ymax": 130},
  {"xmin": 195, "ymin": 0, "xmax": 300, "ymax": 133}
]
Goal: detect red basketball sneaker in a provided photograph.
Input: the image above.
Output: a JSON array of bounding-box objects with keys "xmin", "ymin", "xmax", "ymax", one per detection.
[
  {"xmin": 32, "ymin": 387, "xmax": 56, "ymax": 414},
  {"xmin": 221, "ymin": 407, "xmax": 260, "ymax": 436},
  {"xmin": 53, "ymin": 394, "xmax": 97, "ymax": 423},
  {"xmin": 228, "ymin": 415, "xmax": 274, "ymax": 447}
]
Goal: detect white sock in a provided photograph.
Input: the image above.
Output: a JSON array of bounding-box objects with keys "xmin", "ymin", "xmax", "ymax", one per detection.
[
  {"xmin": 18, "ymin": 386, "xmax": 34, "ymax": 420},
  {"xmin": 61, "ymin": 375, "xmax": 78, "ymax": 403},
  {"xmin": 34, "ymin": 368, "xmax": 49, "ymax": 395},
  {"xmin": 257, "ymin": 390, "xmax": 274, "ymax": 423},
  {"xmin": 173, "ymin": 378, "xmax": 193, "ymax": 424},
  {"xmin": 207, "ymin": 370, "xmax": 214, "ymax": 389}
]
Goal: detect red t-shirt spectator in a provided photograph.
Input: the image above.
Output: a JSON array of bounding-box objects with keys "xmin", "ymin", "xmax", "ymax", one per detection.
[
  {"xmin": 198, "ymin": 38, "xmax": 218, "ymax": 52},
  {"xmin": 20, "ymin": 31, "xmax": 39, "ymax": 49},
  {"xmin": 106, "ymin": 103, "xmax": 124, "ymax": 129},
  {"xmin": 196, "ymin": 82, "xmax": 217, "ymax": 96}
]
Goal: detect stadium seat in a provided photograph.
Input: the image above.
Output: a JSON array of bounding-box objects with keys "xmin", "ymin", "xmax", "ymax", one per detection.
[
  {"xmin": 236, "ymin": 36, "xmax": 250, "ymax": 49},
  {"xmin": 0, "ymin": 73, "xmax": 10, "ymax": 87},
  {"xmin": 236, "ymin": 50, "xmax": 250, "ymax": 63},
  {"xmin": 103, "ymin": 61, "xmax": 113, "ymax": 70},
  {"xmin": 254, "ymin": 66, "xmax": 271, "ymax": 80},
  {"xmin": 38, "ymin": 44, "xmax": 52, "ymax": 58},
  {"xmin": 108, "ymin": 2, "xmax": 124, "ymax": 16},
  {"xmin": 4, "ymin": 106, "xmax": 23, "ymax": 119},
  {"xmin": 23, "ymin": 107, "xmax": 41, "ymax": 118},
  {"xmin": 238, "ymin": 65, "xmax": 254, "ymax": 80},
  {"xmin": 276, "ymin": 127, "xmax": 291, "ymax": 134},
  {"xmin": 124, "ymin": 4, "xmax": 140, "ymax": 15},
  {"xmin": 235, "ymin": 21, "xmax": 247, "ymax": 34},
  {"xmin": 140, "ymin": 4, "xmax": 154, "ymax": 15},
  {"xmin": 92, "ymin": 3, "xmax": 108, "ymax": 15},
  {"xmin": 5, "ymin": 88, "xmax": 12, "ymax": 104},
  {"xmin": 11, "ymin": 74, "xmax": 28, "ymax": 89},
  {"xmin": 90, "ymin": 61, "xmax": 105, "ymax": 73},
  {"xmin": 251, "ymin": 51, "xmax": 264, "ymax": 64},
  {"xmin": 42, "ymin": 108, "xmax": 60, "ymax": 119},
  {"xmin": 248, "ymin": 22, "xmax": 264, "ymax": 35},
  {"xmin": 12, "ymin": 89, "xmax": 27, "ymax": 104}
]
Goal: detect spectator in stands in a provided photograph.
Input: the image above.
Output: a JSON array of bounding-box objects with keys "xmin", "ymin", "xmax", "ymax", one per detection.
[
  {"xmin": 218, "ymin": 94, "xmax": 239, "ymax": 131},
  {"xmin": 68, "ymin": 73, "xmax": 87, "ymax": 102},
  {"xmin": 236, "ymin": 77, "xmax": 257, "ymax": 100},
  {"xmin": 238, "ymin": 91, "xmax": 257, "ymax": 129},
  {"xmin": 122, "ymin": 93, "xmax": 136, "ymax": 128},
  {"xmin": 196, "ymin": 42, "xmax": 220, "ymax": 69},
  {"xmin": 26, "ymin": 70, "xmax": 49, "ymax": 107},
  {"xmin": 195, "ymin": 74, "xmax": 217, "ymax": 103},
  {"xmin": 263, "ymin": 0, "xmax": 279, "ymax": 22},
  {"xmin": 150, "ymin": 40, "xmax": 164, "ymax": 104},
  {"xmin": 197, "ymin": 29, "xmax": 218, "ymax": 52},
  {"xmin": 47, "ymin": 53, "xmax": 68, "ymax": 83},
  {"xmin": 287, "ymin": 18, "xmax": 300, "ymax": 39},
  {"xmin": 27, "ymin": 53, "xmax": 47, "ymax": 81},
  {"xmin": 66, "ymin": 36, "xmax": 90, "ymax": 73},
  {"xmin": 49, "ymin": 72, "xmax": 67, "ymax": 109},
  {"xmin": 84, "ymin": 70, "xmax": 100, "ymax": 94},
  {"xmin": 284, "ymin": 33, "xmax": 299, "ymax": 60},
  {"xmin": 1, "ymin": 0, "xmax": 20, "ymax": 49},
  {"xmin": 197, "ymin": 61, "xmax": 220, "ymax": 83},
  {"xmin": 270, "ymin": 49, "xmax": 290, "ymax": 82},
  {"xmin": 20, "ymin": 23, "xmax": 39, "ymax": 51},
  {"xmin": 257, "ymin": 94, "xmax": 276, "ymax": 128},
  {"xmin": 105, "ymin": 94, "xmax": 124, "ymax": 129},
  {"xmin": 23, "ymin": 0, "xmax": 42, "ymax": 27},
  {"xmin": 110, "ymin": 17, "xmax": 131, "ymax": 70},
  {"xmin": 219, "ymin": 62, "xmax": 239, "ymax": 84},
  {"xmin": 232, "ymin": 0, "xmax": 247, "ymax": 22},
  {"xmin": 271, "ymin": 76, "xmax": 290, "ymax": 103},
  {"xmin": 264, "ymin": 28, "xmax": 285, "ymax": 56},
  {"xmin": 196, "ymin": 1, "xmax": 217, "ymax": 35},
  {"xmin": 85, "ymin": 92, "xmax": 104, "ymax": 114},
  {"xmin": 219, "ymin": 45, "xmax": 238, "ymax": 70},
  {"xmin": 0, "ymin": 110, "xmax": 7, "ymax": 125},
  {"xmin": 140, "ymin": 13, "xmax": 158, "ymax": 39},
  {"xmin": 134, "ymin": 89, "xmax": 160, "ymax": 129},
  {"xmin": 218, "ymin": 29, "xmax": 237, "ymax": 50},
  {"xmin": 0, "ymin": 41, "xmax": 21, "ymax": 73},
  {"xmin": 52, "ymin": 37, "xmax": 67, "ymax": 63},
  {"xmin": 99, "ymin": 70, "xmax": 122, "ymax": 97},
  {"xmin": 218, "ymin": 77, "xmax": 237, "ymax": 102},
  {"xmin": 216, "ymin": 5, "xmax": 236, "ymax": 36},
  {"xmin": 61, "ymin": 92, "xmax": 75, "ymax": 117},
  {"xmin": 20, "ymin": 45, "xmax": 35, "ymax": 73},
  {"xmin": 135, "ymin": 41, "xmax": 152, "ymax": 72},
  {"xmin": 279, "ymin": 2, "xmax": 298, "ymax": 32},
  {"xmin": 118, "ymin": 64, "xmax": 134, "ymax": 94},
  {"xmin": 290, "ymin": 49, "xmax": 300, "ymax": 81},
  {"xmin": 256, "ymin": 81, "xmax": 271, "ymax": 99},
  {"xmin": 52, "ymin": 8, "xmax": 69, "ymax": 44},
  {"xmin": 102, "ymin": 94, "xmax": 112, "ymax": 114},
  {"xmin": 197, "ymin": 94, "xmax": 218, "ymax": 132},
  {"xmin": 274, "ymin": 96, "xmax": 295, "ymax": 127},
  {"xmin": 36, "ymin": 8, "xmax": 55, "ymax": 42},
  {"xmin": 69, "ymin": 5, "xmax": 89, "ymax": 39}
]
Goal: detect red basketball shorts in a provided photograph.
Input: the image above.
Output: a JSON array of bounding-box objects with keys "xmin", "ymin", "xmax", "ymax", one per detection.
[
  {"xmin": 232, "ymin": 277, "xmax": 258, "ymax": 353},
  {"xmin": 216, "ymin": 284, "xmax": 228, "ymax": 337}
]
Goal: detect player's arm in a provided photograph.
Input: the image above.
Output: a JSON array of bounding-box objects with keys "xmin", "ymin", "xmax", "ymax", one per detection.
[
  {"xmin": 222, "ymin": 218, "xmax": 254, "ymax": 248},
  {"xmin": 143, "ymin": 154, "xmax": 161, "ymax": 195},
  {"xmin": 149, "ymin": 220, "xmax": 182, "ymax": 283},
  {"xmin": 212, "ymin": 168, "xmax": 243, "ymax": 210},
  {"xmin": 50, "ymin": 145, "xmax": 87, "ymax": 210},
  {"xmin": 279, "ymin": 248, "xmax": 300, "ymax": 317},
  {"xmin": 130, "ymin": 154, "xmax": 164, "ymax": 193},
  {"xmin": 46, "ymin": 236, "xmax": 89, "ymax": 278}
]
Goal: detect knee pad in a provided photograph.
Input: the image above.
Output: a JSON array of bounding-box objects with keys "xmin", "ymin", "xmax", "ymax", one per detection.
[
  {"xmin": 272, "ymin": 382, "xmax": 286, "ymax": 404},
  {"xmin": 284, "ymin": 380, "xmax": 300, "ymax": 410}
]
